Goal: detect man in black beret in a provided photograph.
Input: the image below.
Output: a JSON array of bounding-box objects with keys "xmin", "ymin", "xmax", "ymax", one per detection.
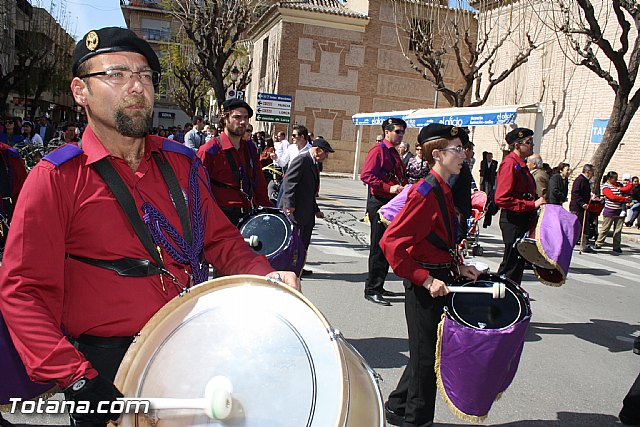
[
  {"xmin": 196, "ymin": 97, "xmax": 272, "ymax": 226},
  {"xmin": 360, "ymin": 117, "xmax": 408, "ymax": 306},
  {"xmin": 494, "ymin": 127, "xmax": 546, "ymax": 284},
  {"xmin": 0, "ymin": 27, "xmax": 300, "ymax": 427}
]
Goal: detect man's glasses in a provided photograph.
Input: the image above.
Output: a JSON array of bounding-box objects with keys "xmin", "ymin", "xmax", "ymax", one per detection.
[
  {"xmin": 79, "ymin": 68, "xmax": 161, "ymax": 86},
  {"xmin": 439, "ymin": 146, "xmax": 465, "ymax": 153},
  {"xmin": 521, "ymin": 138, "xmax": 534, "ymax": 145},
  {"xmin": 391, "ymin": 129, "xmax": 405, "ymax": 135},
  {"xmin": 292, "ymin": 134, "xmax": 301, "ymax": 137}
]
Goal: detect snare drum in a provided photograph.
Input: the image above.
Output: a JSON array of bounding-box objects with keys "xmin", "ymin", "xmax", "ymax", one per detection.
[
  {"xmin": 436, "ymin": 274, "xmax": 530, "ymax": 422},
  {"xmin": 238, "ymin": 207, "xmax": 306, "ymax": 276},
  {"xmin": 114, "ymin": 275, "xmax": 384, "ymax": 427}
]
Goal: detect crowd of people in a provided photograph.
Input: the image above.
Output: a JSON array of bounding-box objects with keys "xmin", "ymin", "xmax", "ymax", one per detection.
[{"xmin": 0, "ymin": 26, "xmax": 638, "ymax": 427}]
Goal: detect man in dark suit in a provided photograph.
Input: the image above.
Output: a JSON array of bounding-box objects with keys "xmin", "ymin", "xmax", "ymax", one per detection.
[
  {"xmin": 569, "ymin": 163, "xmax": 595, "ymax": 252},
  {"xmin": 480, "ymin": 151, "xmax": 498, "ymax": 194},
  {"xmin": 35, "ymin": 116, "xmax": 55, "ymax": 148},
  {"xmin": 279, "ymin": 138, "xmax": 334, "ymax": 275}
]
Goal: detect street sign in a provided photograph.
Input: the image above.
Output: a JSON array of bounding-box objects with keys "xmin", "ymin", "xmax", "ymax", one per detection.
[
  {"xmin": 256, "ymin": 92, "xmax": 291, "ymax": 123},
  {"xmin": 226, "ymin": 89, "xmax": 245, "ymax": 100}
]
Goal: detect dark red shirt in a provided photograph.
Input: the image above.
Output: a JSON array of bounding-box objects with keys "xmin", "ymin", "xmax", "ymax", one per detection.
[
  {"xmin": 0, "ymin": 142, "xmax": 27, "ymax": 201},
  {"xmin": 380, "ymin": 171, "xmax": 456, "ymax": 286},
  {"xmin": 360, "ymin": 139, "xmax": 407, "ymax": 198},
  {"xmin": 0, "ymin": 127, "xmax": 274, "ymax": 387},
  {"xmin": 197, "ymin": 133, "xmax": 271, "ymax": 209},
  {"xmin": 494, "ymin": 151, "xmax": 537, "ymax": 213}
]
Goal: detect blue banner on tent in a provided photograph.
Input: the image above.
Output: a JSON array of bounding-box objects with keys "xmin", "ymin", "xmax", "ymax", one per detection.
[
  {"xmin": 352, "ymin": 112, "xmax": 413, "ymax": 126},
  {"xmin": 410, "ymin": 111, "xmax": 517, "ymax": 128}
]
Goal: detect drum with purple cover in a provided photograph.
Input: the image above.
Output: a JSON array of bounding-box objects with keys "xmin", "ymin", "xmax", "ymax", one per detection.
[
  {"xmin": 515, "ymin": 204, "xmax": 581, "ymax": 286},
  {"xmin": 238, "ymin": 207, "xmax": 306, "ymax": 276},
  {"xmin": 435, "ymin": 274, "xmax": 531, "ymax": 422},
  {"xmin": 0, "ymin": 312, "xmax": 57, "ymax": 410}
]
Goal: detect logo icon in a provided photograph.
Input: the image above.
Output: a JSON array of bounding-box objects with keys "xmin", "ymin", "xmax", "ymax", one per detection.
[{"xmin": 86, "ymin": 31, "xmax": 99, "ymax": 51}]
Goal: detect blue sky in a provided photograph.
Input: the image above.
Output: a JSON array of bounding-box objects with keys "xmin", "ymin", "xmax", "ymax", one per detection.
[{"xmin": 38, "ymin": 0, "xmax": 126, "ymax": 40}]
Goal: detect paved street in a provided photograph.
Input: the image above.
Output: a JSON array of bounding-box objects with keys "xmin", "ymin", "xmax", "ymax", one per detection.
[{"xmin": 4, "ymin": 175, "xmax": 639, "ymax": 426}]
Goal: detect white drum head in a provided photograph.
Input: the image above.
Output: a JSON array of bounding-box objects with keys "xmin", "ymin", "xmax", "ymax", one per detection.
[{"xmin": 115, "ymin": 276, "xmax": 349, "ymax": 426}]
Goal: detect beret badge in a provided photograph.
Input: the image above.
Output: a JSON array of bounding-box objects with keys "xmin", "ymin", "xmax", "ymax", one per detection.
[
  {"xmin": 85, "ymin": 31, "xmax": 99, "ymax": 51},
  {"xmin": 518, "ymin": 131, "xmax": 524, "ymax": 138},
  {"xmin": 387, "ymin": 118, "xmax": 393, "ymax": 124},
  {"xmin": 451, "ymin": 127, "xmax": 458, "ymax": 136}
]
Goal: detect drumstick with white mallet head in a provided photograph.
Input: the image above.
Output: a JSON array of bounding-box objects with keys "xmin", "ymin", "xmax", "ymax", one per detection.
[
  {"xmin": 118, "ymin": 376, "xmax": 234, "ymax": 420},
  {"xmin": 447, "ymin": 282, "xmax": 506, "ymax": 299}
]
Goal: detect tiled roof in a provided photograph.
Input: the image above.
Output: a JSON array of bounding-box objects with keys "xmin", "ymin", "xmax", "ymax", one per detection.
[{"xmin": 277, "ymin": 0, "xmax": 368, "ymax": 19}]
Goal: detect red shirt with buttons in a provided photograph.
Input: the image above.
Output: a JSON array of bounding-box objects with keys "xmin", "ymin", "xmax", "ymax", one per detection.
[
  {"xmin": 494, "ymin": 151, "xmax": 537, "ymax": 213},
  {"xmin": 197, "ymin": 132, "xmax": 271, "ymax": 209},
  {"xmin": 0, "ymin": 126, "xmax": 274, "ymax": 388},
  {"xmin": 380, "ymin": 171, "xmax": 456, "ymax": 286},
  {"xmin": 360, "ymin": 139, "xmax": 407, "ymax": 199}
]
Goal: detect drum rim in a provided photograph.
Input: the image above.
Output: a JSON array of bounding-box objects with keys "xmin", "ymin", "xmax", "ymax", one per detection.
[
  {"xmin": 446, "ymin": 274, "xmax": 530, "ymax": 330},
  {"xmin": 516, "ymin": 238, "xmax": 558, "ymax": 271},
  {"xmin": 114, "ymin": 275, "xmax": 351, "ymax": 426},
  {"xmin": 238, "ymin": 211, "xmax": 292, "ymax": 257}
]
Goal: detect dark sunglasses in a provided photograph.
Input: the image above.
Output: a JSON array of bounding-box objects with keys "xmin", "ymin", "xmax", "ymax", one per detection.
[{"xmin": 392, "ymin": 129, "xmax": 405, "ymax": 134}]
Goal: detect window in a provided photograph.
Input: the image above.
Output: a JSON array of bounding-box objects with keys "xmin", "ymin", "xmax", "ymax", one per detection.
[{"xmin": 260, "ymin": 37, "xmax": 269, "ymax": 78}]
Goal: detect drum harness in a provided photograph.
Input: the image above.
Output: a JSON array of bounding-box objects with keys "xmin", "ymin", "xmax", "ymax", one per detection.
[
  {"xmin": 209, "ymin": 138, "xmax": 259, "ymax": 216},
  {"xmin": 67, "ymin": 152, "xmax": 208, "ymax": 296},
  {"xmin": 417, "ymin": 174, "xmax": 461, "ymax": 277}
]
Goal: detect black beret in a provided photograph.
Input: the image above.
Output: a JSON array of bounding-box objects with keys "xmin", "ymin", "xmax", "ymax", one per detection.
[
  {"xmin": 381, "ymin": 117, "xmax": 407, "ymax": 133},
  {"xmin": 72, "ymin": 27, "xmax": 161, "ymax": 76},
  {"xmin": 505, "ymin": 127, "xmax": 534, "ymax": 145},
  {"xmin": 312, "ymin": 138, "xmax": 335, "ymax": 153},
  {"xmin": 417, "ymin": 123, "xmax": 461, "ymax": 144},
  {"xmin": 222, "ymin": 99, "xmax": 254, "ymax": 118}
]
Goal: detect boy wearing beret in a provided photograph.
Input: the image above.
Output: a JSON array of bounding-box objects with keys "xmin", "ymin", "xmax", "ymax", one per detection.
[{"xmin": 380, "ymin": 123, "xmax": 481, "ymax": 427}]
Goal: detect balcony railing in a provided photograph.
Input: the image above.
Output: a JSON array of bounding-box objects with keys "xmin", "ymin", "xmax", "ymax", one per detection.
[
  {"xmin": 120, "ymin": 0, "xmax": 164, "ymax": 10},
  {"xmin": 132, "ymin": 27, "xmax": 171, "ymax": 42}
]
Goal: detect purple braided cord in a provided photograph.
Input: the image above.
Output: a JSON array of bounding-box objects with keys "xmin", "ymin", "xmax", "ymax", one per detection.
[{"xmin": 142, "ymin": 160, "xmax": 209, "ymax": 285}]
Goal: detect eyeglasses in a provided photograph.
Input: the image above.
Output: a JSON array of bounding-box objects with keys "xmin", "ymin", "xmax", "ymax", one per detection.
[
  {"xmin": 391, "ymin": 129, "xmax": 405, "ymax": 135},
  {"xmin": 292, "ymin": 134, "xmax": 301, "ymax": 137},
  {"xmin": 79, "ymin": 68, "xmax": 161, "ymax": 86},
  {"xmin": 376, "ymin": 139, "xmax": 383, "ymax": 142},
  {"xmin": 521, "ymin": 138, "xmax": 534, "ymax": 145},
  {"xmin": 415, "ymin": 147, "xmax": 422, "ymax": 151},
  {"xmin": 438, "ymin": 146, "xmax": 465, "ymax": 154}
]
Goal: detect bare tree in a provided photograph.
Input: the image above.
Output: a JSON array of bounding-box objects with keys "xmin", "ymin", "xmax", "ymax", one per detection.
[
  {"xmin": 161, "ymin": 0, "xmax": 260, "ymax": 108},
  {"xmin": 540, "ymin": 0, "xmax": 640, "ymax": 189},
  {"xmin": 391, "ymin": 0, "xmax": 540, "ymax": 107},
  {"xmin": 160, "ymin": 39, "xmax": 210, "ymax": 118}
]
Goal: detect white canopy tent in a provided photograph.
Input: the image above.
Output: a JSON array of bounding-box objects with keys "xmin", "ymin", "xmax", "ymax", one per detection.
[{"xmin": 351, "ymin": 103, "xmax": 544, "ymax": 179}]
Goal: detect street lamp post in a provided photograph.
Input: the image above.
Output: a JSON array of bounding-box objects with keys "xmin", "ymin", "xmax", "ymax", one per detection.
[{"xmin": 230, "ymin": 65, "xmax": 239, "ymax": 92}]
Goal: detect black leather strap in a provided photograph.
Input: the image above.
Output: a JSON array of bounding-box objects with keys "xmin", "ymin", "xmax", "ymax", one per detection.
[
  {"xmin": 67, "ymin": 254, "xmax": 167, "ymax": 277},
  {"xmin": 152, "ymin": 152, "xmax": 192, "ymax": 245},
  {"xmin": 424, "ymin": 174, "xmax": 453, "ymax": 252},
  {"xmin": 93, "ymin": 157, "xmax": 165, "ymax": 270}
]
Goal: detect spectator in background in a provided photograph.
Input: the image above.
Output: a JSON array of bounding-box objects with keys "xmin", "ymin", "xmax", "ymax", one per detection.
[
  {"xmin": 527, "ymin": 153, "xmax": 549, "ymax": 201},
  {"xmin": 0, "ymin": 118, "xmax": 24, "ymax": 146},
  {"xmin": 570, "ymin": 163, "xmax": 596, "ymax": 252},
  {"xmin": 479, "ymin": 151, "xmax": 498, "ymax": 195},
  {"xmin": 548, "ymin": 162, "xmax": 570, "ymax": 205},
  {"xmin": 397, "ymin": 141, "xmax": 413, "ymax": 167},
  {"xmin": 174, "ymin": 124, "xmax": 187, "ymax": 143},
  {"xmin": 35, "ymin": 115, "xmax": 55, "ymax": 148},
  {"xmin": 624, "ymin": 176, "xmax": 640, "ymax": 228},
  {"xmin": 48, "ymin": 123, "xmax": 81, "ymax": 149},
  {"xmin": 21, "ymin": 121, "xmax": 44, "ymax": 150},
  {"xmin": 375, "ymin": 134, "xmax": 384, "ymax": 144},
  {"xmin": 184, "ymin": 116, "xmax": 205, "ymax": 151},
  {"xmin": 285, "ymin": 124, "xmax": 312, "ymax": 169},
  {"xmin": 406, "ymin": 141, "xmax": 429, "ymax": 184},
  {"xmin": 595, "ymin": 171, "xmax": 633, "ymax": 253}
]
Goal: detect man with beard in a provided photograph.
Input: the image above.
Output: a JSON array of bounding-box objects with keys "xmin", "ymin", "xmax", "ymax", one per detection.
[
  {"xmin": 197, "ymin": 99, "xmax": 271, "ymax": 226},
  {"xmin": 0, "ymin": 27, "xmax": 299, "ymax": 427}
]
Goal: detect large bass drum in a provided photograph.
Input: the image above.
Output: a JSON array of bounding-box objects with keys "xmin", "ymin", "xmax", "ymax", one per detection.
[{"xmin": 114, "ymin": 275, "xmax": 384, "ymax": 426}]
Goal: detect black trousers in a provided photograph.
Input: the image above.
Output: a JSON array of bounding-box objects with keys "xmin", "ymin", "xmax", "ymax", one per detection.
[
  {"xmin": 68, "ymin": 335, "xmax": 133, "ymax": 427},
  {"xmin": 620, "ymin": 371, "xmax": 640, "ymax": 425},
  {"xmin": 364, "ymin": 195, "xmax": 392, "ymax": 295},
  {"xmin": 387, "ymin": 269, "xmax": 451, "ymax": 427},
  {"xmin": 298, "ymin": 219, "xmax": 315, "ymax": 252},
  {"xmin": 497, "ymin": 210, "xmax": 532, "ymax": 285}
]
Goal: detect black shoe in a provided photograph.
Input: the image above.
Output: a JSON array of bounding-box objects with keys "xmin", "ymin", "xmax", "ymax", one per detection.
[
  {"xmin": 384, "ymin": 402, "xmax": 404, "ymax": 426},
  {"xmin": 301, "ymin": 268, "xmax": 313, "ymax": 277},
  {"xmin": 381, "ymin": 289, "xmax": 402, "ymax": 297},
  {"xmin": 582, "ymin": 246, "xmax": 595, "ymax": 253},
  {"xmin": 364, "ymin": 293, "xmax": 391, "ymax": 306},
  {"xmin": 613, "ymin": 248, "xmax": 623, "ymax": 254}
]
